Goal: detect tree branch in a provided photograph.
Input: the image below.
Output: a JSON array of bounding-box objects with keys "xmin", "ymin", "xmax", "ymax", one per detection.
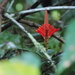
[
  {"xmin": 7, "ymin": 0, "xmax": 15, "ymax": 12},
  {"xmin": 11, "ymin": 6, "xmax": 75, "ymax": 16},
  {"xmin": 20, "ymin": 19, "xmax": 40, "ymax": 27},
  {"xmin": 0, "ymin": 0, "xmax": 8, "ymax": 32}
]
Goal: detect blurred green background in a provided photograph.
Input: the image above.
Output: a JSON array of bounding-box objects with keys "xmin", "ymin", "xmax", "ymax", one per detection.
[{"xmin": 0, "ymin": 0, "xmax": 75, "ymax": 75}]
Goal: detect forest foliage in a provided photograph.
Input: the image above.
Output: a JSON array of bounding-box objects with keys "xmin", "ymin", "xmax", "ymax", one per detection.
[{"xmin": 0, "ymin": 0, "xmax": 75, "ymax": 75}]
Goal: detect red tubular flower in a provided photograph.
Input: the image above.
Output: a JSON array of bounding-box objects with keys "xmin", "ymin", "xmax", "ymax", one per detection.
[
  {"xmin": 35, "ymin": 24, "xmax": 60, "ymax": 39},
  {"xmin": 35, "ymin": 10, "xmax": 60, "ymax": 39}
]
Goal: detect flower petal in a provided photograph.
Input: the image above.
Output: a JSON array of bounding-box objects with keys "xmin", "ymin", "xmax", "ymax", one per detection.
[{"xmin": 35, "ymin": 24, "xmax": 60, "ymax": 38}]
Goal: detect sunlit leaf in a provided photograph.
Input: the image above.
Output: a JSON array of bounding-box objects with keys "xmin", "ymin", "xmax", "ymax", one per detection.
[{"xmin": 0, "ymin": 52, "xmax": 41, "ymax": 75}]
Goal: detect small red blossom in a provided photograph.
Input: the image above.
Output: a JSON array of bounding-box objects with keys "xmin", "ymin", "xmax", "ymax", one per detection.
[
  {"xmin": 35, "ymin": 24, "xmax": 60, "ymax": 39},
  {"xmin": 35, "ymin": 10, "xmax": 60, "ymax": 39}
]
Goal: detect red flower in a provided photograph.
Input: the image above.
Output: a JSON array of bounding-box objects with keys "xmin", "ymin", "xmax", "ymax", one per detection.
[{"xmin": 35, "ymin": 24, "xmax": 60, "ymax": 39}]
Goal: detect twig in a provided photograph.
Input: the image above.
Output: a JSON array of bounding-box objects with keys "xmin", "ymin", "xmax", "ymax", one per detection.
[
  {"xmin": 20, "ymin": 19, "xmax": 40, "ymax": 27},
  {"xmin": 0, "ymin": 14, "xmax": 2, "ymax": 32},
  {"xmin": 7, "ymin": 0, "xmax": 15, "ymax": 12},
  {"xmin": 0, "ymin": 0, "xmax": 8, "ymax": 32},
  {"xmin": 52, "ymin": 34, "xmax": 65, "ymax": 43},
  {"xmin": 0, "ymin": 50, "xmax": 11, "ymax": 60},
  {"xmin": 11, "ymin": 6, "xmax": 75, "ymax": 16},
  {"xmin": 4, "ymin": 13, "xmax": 56, "ymax": 71},
  {"xmin": 52, "ymin": 52, "xmax": 62, "ymax": 58}
]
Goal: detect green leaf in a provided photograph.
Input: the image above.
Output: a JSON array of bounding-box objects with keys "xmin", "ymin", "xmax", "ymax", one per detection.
[
  {"xmin": 56, "ymin": 18, "xmax": 75, "ymax": 75},
  {"xmin": 0, "ymin": 31, "xmax": 23, "ymax": 58},
  {"xmin": 0, "ymin": 31, "xmax": 22, "ymax": 48},
  {"xmin": 51, "ymin": 10, "xmax": 61, "ymax": 21},
  {"xmin": 48, "ymin": 38, "xmax": 62, "ymax": 53}
]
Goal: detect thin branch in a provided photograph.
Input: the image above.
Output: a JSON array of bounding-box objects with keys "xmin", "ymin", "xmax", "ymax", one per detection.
[
  {"xmin": 4, "ymin": 13, "xmax": 56, "ymax": 71},
  {"xmin": 20, "ymin": 19, "xmax": 40, "ymax": 27},
  {"xmin": 0, "ymin": 0, "xmax": 8, "ymax": 32},
  {"xmin": 0, "ymin": 14, "xmax": 2, "ymax": 32},
  {"xmin": 52, "ymin": 34, "xmax": 65, "ymax": 43},
  {"xmin": 11, "ymin": 6, "xmax": 75, "ymax": 16},
  {"xmin": 7, "ymin": 0, "xmax": 15, "ymax": 12},
  {"xmin": 0, "ymin": 50, "xmax": 11, "ymax": 60},
  {"xmin": 52, "ymin": 52, "xmax": 62, "ymax": 58}
]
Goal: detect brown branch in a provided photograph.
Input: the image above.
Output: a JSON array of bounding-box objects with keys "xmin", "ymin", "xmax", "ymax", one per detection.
[
  {"xmin": 20, "ymin": 19, "xmax": 40, "ymax": 27},
  {"xmin": 0, "ymin": 0, "xmax": 9, "ymax": 7},
  {"xmin": 0, "ymin": 0, "xmax": 8, "ymax": 32},
  {"xmin": 20, "ymin": 19, "xmax": 65, "ymax": 43}
]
